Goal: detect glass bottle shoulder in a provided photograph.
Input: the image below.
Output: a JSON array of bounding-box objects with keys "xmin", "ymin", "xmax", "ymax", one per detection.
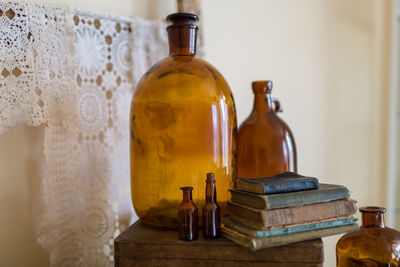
[
  {"xmin": 132, "ymin": 55, "xmax": 233, "ymax": 103},
  {"xmin": 203, "ymin": 202, "xmax": 219, "ymax": 209},
  {"xmin": 338, "ymin": 227, "xmax": 400, "ymax": 255},
  {"xmin": 239, "ymin": 111, "xmax": 291, "ymax": 135},
  {"xmin": 179, "ymin": 201, "xmax": 198, "ymax": 210}
]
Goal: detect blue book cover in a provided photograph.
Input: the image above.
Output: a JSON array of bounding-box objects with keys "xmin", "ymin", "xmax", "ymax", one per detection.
[
  {"xmin": 222, "ymin": 217, "xmax": 358, "ymax": 238},
  {"xmin": 237, "ymin": 172, "xmax": 319, "ymax": 194}
]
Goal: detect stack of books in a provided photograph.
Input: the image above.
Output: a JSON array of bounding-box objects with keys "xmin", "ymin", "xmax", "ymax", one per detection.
[{"xmin": 222, "ymin": 172, "xmax": 358, "ymax": 251}]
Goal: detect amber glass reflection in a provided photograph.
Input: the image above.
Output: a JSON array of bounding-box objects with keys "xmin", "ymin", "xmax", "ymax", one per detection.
[
  {"xmin": 203, "ymin": 173, "xmax": 221, "ymax": 239},
  {"xmin": 336, "ymin": 206, "xmax": 400, "ymax": 266},
  {"xmin": 237, "ymin": 81, "xmax": 296, "ymax": 179},
  {"xmin": 178, "ymin": 187, "xmax": 198, "ymax": 241},
  {"xmin": 130, "ymin": 13, "xmax": 237, "ymax": 228}
]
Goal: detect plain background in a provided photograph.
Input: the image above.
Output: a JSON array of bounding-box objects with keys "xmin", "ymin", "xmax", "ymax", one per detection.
[{"xmin": 0, "ymin": 1, "xmax": 397, "ymax": 266}]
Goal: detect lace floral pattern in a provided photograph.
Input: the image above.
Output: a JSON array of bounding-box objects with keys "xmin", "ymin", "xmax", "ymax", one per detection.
[{"xmin": 0, "ymin": 2, "xmax": 170, "ymax": 266}]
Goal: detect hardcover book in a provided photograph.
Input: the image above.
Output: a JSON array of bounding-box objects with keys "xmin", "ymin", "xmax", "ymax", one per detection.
[
  {"xmin": 222, "ymin": 223, "xmax": 358, "ymax": 251},
  {"xmin": 229, "ymin": 183, "xmax": 350, "ymax": 210},
  {"xmin": 237, "ymin": 172, "xmax": 319, "ymax": 194},
  {"xmin": 222, "ymin": 216, "xmax": 358, "ymax": 238},
  {"xmin": 228, "ymin": 199, "xmax": 357, "ymax": 230}
]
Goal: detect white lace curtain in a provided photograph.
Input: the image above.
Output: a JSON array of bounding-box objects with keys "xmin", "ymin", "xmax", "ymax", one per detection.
[{"xmin": 0, "ymin": 2, "xmax": 170, "ymax": 266}]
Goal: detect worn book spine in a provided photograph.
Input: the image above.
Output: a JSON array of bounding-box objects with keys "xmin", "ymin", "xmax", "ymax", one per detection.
[
  {"xmin": 222, "ymin": 217, "xmax": 358, "ymax": 238},
  {"xmin": 222, "ymin": 223, "xmax": 358, "ymax": 251},
  {"xmin": 228, "ymin": 199, "xmax": 357, "ymax": 229},
  {"xmin": 229, "ymin": 214, "xmax": 355, "ymax": 231},
  {"xmin": 230, "ymin": 190, "xmax": 268, "ymax": 209},
  {"xmin": 271, "ymin": 185, "xmax": 349, "ymax": 208},
  {"xmin": 230, "ymin": 183, "xmax": 350, "ymax": 210}
]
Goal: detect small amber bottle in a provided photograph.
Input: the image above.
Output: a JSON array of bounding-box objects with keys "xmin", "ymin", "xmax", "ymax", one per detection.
[
  {"xmin": 336, "ymin": 206, "xmax": 400, "ymax": 266},
  {"xmin": 178, "ymin": 187, "xmax": 198, "ymax": 241},
  {"xmin": 203, "ymin": 173, "xmax": 221, "ymax": 238}
]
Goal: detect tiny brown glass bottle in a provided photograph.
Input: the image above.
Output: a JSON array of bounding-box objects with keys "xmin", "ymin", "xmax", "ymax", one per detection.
[
  {"xmin": 237, "ymin": 81, "xmax": 297, "ymax": 179},
  {"xmin": 202, "ymin": 173, "xmax": 221, "ymax": 239},
  {"xmin": 178, "ymin": 187, "xmax": 198, "ymax": 241},
  {"xmin": 336, "ymin": 206, "xmax": 400, "ymax": 266}
]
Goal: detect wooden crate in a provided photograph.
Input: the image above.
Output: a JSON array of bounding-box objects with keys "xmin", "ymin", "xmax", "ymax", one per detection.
[
  {"xmin": 115, "ymin": 220, "xmax": 323, "ymax": 266},
  {"xmin": 114, "ymin": 221, "xmax": 323, "ymax": 267}
]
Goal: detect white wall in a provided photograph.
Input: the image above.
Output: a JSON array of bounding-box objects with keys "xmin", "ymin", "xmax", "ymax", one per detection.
[
  {"xmin": 0, "ymin": 125, "xmax": 49, "ymax": 266},
  {"xmin": 0, "ymin": 1, "xmax": 392, "ymax": 266},
  {"xmin": 390, "ymin": 0, "xmax": 400, "ymax": 230}
]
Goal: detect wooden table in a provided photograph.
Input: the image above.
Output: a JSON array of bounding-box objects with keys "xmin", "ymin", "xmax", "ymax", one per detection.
[{"xmin": 114, "ymin": 220, "xmax": 324, "ymax": 266}]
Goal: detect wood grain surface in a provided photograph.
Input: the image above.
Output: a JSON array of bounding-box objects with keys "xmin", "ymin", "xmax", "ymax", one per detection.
[{"xmin": 115, "ymin": 220, "xmax": 323, "ymax": 266}]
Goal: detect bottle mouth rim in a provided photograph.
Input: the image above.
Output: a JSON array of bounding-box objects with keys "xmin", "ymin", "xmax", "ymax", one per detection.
[
  {"xmin": 167, "ymin": 24, "xmax": 198, "ymax": 30},
  {"xmin": 359, "ymin": 206, "xmax": 386, "ymax": 213},
  {"xmin": 166, "ymin": 13, "xmax": 199, "ymax": 31},
  {"xmin": 252, "ymin": 80, "xmax": 273, "ymax": 93},
  {"xmin": 166, "ymin": 13, "xmax": 199, "ymax": 23},
  {"xmin": 180, "ymin": 186, "xmax": 193, "ymax": 191}
]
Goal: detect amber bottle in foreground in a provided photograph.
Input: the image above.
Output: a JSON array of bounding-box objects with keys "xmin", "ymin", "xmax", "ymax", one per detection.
[
  {"xmin": 336, "ymin": 206, "xmax": 400, "ymax": 266},
  {"xmin": 203, "ymin": 173, "xmax": 221, "ymax": 239},
  {"xmin": 178, "ymin": 187, "xmax": 198, "ymax": 241},
  {"xmin": 237, "ymin": 81, "xmax": 296, "ymax": 179},
  {"xmin": 130, "ymin": 13, "xmax": 237, "ymax": 228}
]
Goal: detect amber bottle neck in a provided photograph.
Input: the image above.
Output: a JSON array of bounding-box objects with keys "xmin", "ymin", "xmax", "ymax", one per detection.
[
  {"xmin": 205, "ymin": 181, "xmax": 217, "ymax": 202},
  {"xmin": 167, "ymin": 26, "xmax": 197, "ymax": 56},
  {"xmin": 181, "ymin": 187, "xmax": 193, "ymax": 202},
  {"xmin": 253, "ymin": 92, "xmax": 273, "ymax": 114},
  {"xmin": 360, "ymin": 207, "xmax": 385, "ymax": 228}
]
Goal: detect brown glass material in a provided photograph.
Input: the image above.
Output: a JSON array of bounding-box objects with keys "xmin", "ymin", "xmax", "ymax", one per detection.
[
  {"xmin": 130, "ymin": 13, "xmax": 237, "ymax": 228},
  {"xmin": 336, "ymin": 206, "xmax": 400, "ymax": 266},
  {"xmin": 178, "ymin": 187, "xmax": 198, "ymax": 241},
  {"xmin": 203, "ymin": 173, "xmax": 221, "ymax": 239},
  {"xmin": 237, "ymin": 81, "xmax": 297, "ymax": 179}
]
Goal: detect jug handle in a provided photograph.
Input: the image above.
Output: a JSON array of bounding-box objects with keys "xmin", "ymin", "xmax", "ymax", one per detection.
[{"xmin": 272, "ymin": 98, "xmax": 283, "ymax": 113}]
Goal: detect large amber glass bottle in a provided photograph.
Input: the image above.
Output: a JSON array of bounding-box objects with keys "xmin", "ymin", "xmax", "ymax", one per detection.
[
  {"xmin": 237, "ymin": 81, "xmax": 296, "ymax": 178},
  {"xmin": 336, "ymin": 206, "xmax": 400, "ymax": 266},
  {"xmin": 130, "ymin": 13, "xmax": 237, "ymax": 228}
]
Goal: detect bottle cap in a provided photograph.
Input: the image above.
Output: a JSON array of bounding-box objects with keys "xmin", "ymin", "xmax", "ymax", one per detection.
[{"xmin": 166, "ymin": 13, "xmax": 199, "ymax": 29}]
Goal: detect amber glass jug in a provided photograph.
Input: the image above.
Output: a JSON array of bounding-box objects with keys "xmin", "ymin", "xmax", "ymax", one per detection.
[
  {"xmin": 237, "ymin": 81, "xmax": 296, "ymax": 179},
  {"xmin": 336, "ymin": 206, "xmax": 400, "ymax": 266},
  {"xmin": 130, "ymin": 13, "xmax": 237, "ymax": 228}
]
